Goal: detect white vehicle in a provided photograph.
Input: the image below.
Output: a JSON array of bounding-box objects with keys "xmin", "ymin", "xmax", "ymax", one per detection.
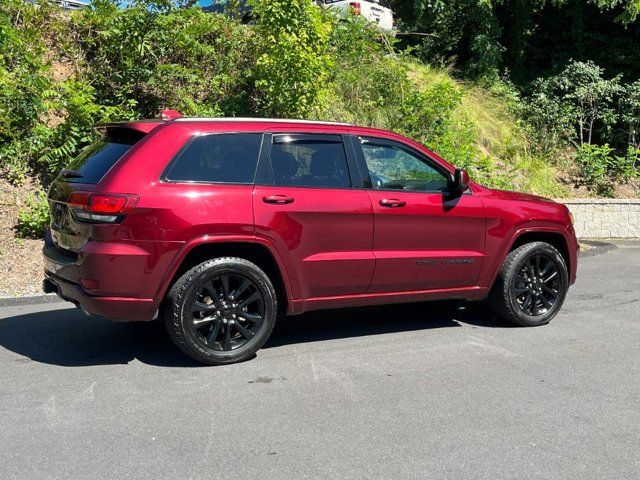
[
  {"xmin": 205, "ymin": 0, "xmax": 395, "ymax": 32},
  {"xmin": 320, "ymin": 1, "xmax": 395, "ymax": 31}
]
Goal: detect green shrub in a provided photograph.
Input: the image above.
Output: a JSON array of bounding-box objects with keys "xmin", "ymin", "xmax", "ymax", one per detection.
[
  {"xmin": 526, "ymin": 60, "xmax": 623, "ymax": 149},
  {"xmin": 16, "ymin": 190, "xmax": 50, "ymax": 238},
  {"xmin": 573, "ymin": 143, "xmax": 637, "ymax": 196},
  {"xmin": 250, "ymin": 0, "xmax": 332, "ymax": 117}
]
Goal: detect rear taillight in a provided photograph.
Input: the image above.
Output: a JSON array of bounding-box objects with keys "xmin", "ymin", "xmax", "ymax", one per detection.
[
  {"xmin": 349, "ymin": 2, "xmax": 361, "ymax": 15},
  {"xmin": 68, "ymin": 192, "xmax": 139, "ymax": 223}
]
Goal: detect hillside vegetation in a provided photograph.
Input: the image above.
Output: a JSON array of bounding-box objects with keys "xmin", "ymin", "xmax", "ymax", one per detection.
[{"xmin": 0, "ymin": 0, "xmax": 638, "ymax": 239}]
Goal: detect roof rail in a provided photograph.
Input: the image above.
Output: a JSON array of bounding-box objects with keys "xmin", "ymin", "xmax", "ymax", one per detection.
[{"xmin": 172, "ymin": 117, "xmax": 354, "ymax": 126}]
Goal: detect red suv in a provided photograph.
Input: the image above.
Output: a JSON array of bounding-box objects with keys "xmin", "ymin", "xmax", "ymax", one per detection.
[{"xmin": 44, "ymin": 115, "xmax": 578, "ymax": 365}]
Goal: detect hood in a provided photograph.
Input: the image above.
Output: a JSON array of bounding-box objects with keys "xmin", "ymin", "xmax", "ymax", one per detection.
[{"xmin": 473, "ymin": 184, "xmax": 556, "ymax": 204}]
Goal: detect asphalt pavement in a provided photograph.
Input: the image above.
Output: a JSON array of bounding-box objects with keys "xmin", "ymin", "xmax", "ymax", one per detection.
[{"xmin": 0, "ymin": 242, "xmax": 638, "ymax": 479}]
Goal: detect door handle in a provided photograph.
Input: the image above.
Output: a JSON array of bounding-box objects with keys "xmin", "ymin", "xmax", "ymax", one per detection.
[
  {"xmin": 263, "ymin": 195, "xmax": 295, "ymax": 205},
  {"xmin": 379, "ymin": 198, "xmax": 406, "ymax": 208}
]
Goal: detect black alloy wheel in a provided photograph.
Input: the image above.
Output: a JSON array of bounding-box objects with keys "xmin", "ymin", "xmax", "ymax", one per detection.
[
  {"xmin": 189, "ymin": 273, "xmax": 266, "ymax": 351},
  {"xmin": 512, "ymin": 254, "xmax": 561, "ymax": 316}
]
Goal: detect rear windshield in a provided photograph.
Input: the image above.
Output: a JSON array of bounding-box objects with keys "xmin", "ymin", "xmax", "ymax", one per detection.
[{"xmin": 63, "ymin": 129, "xmax": 143, "ymax": 184}]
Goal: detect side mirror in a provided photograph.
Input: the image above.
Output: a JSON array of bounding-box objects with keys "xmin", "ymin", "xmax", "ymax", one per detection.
[{"xmin": 451, "ymin": 169, "xmax": 470, "ymax": 193}]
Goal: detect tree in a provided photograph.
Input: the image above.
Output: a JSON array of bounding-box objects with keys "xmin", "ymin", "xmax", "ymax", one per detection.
[
  {"xmin": 531, "ymin": 61, "xmax": 623, "ymax": 147},
  {"xmin": 250, "ymin": 0, "xmax": 332, "ymax": 117},
  {"xmin": 621, "ymin": 80, "xmax": 640, "ymax": 149}
]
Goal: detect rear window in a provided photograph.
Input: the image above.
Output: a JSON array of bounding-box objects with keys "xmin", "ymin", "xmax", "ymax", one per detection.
[
  {"xmin": 164, "ymin": 133, "xmax": 262, "ymax": 184},
  {"xmin": 63, "ymin": 129, "xmax": 142, "ymax": 184},
  {"xmin": 268, "ymin": 134, "xmax": 351, "ymax": 189}
]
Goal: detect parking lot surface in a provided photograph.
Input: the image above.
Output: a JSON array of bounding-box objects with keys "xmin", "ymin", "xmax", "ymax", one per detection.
[{"xmin": 1, "ymin": 242, "xmax": 639, "ymax": 479}]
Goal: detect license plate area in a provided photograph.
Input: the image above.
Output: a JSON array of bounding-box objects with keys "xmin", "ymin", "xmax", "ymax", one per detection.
[{"xmin": 51, "ymin": 201, "xmax": 68, "ymax": 229}]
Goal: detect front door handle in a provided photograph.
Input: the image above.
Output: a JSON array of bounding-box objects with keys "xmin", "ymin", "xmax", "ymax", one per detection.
[
  {"xmin": 379, "ymin": 198, "xmax": 406, "ymax": 208},
  {"xmin": 263, "ymin": 195, "xmax": 295, "ymax": 205}
]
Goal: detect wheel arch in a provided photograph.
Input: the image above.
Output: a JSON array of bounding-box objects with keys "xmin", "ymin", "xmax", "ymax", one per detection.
[
  {"xmin": 508, "ymin": 231, "xmax": 571, "ymax": 274},
  {"xmin": 157, "ymin": 237, "xmax": 291, "ymax": 315},
  {"xmin": 484, "ymin": 227, "xmax": 574, "ymax": 292}
]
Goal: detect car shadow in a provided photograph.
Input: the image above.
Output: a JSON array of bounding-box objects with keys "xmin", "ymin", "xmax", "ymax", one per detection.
[{"xmin": 0, "ymin": 301, "xmax": 512, "ymax": 368}]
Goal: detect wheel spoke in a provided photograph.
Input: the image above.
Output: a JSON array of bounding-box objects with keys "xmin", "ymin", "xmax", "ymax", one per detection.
[
  {"xmin": 535, "ymin": 256, "xmax": 542, "ymax": 277},
  {"xmin": 542, "ymin": 284, "xmax": 558, "ymax": 296},
  {"xmin": 203, "ymin": 282, "xmax": 221, "ymax": 304},
  {"xmin": 522, "ymin": 293, "xmax": 533, "ymax": 313},
  {"xmin": 222, "ymin": 324, "xmax": 232, "ymax": 350},
  {"xmin": 539, "ymin": 295, "xmax": 552, "ymax": 309},
  {"xmin": 526, "ymin": 262, "xmax": 536, "ymax": 281},
  {"xmin": 542, "ymin": 270, "xmax": 558, "ymax": 283},
  {"xmin": 531, "ymin": 297, "xmax": 540, "ymax": 315},
  {"xmin": 193, "ymin": 315, "xmax": 217, "ymax": 326},
  {"xmin": 221, "ymin": 275, "xmax": 231, "ymax": 297},
  {"xmin": 539, "ymin": 258, "xmax": 552, "ymax": 277},
  {"xmin": 240, "ymin": 312, "xmax": 263, "ymax": 323},
  {"xmin": 192, "ymin": 301, "xmax": 216, "ymax": 313},
  {"xmin": 232, "ymin": 279, "xmax": 251, "ymax": 301},
  {"xmin": 206, "ymin": 320, "xmax": 221, "ymax": 344},
  {"xmin": 514, "ymin": 285, "xmax": 529, "ymax": 295},
  {"xmin": 234, "ymin": 321, "xmax": 254, "ymax": 340},
  {"xmin": 238, "ymin": 291, "xmax": 260, "ymax": 309}
]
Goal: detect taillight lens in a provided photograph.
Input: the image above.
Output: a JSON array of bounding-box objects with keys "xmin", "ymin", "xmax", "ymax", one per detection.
[
  {"xmin": 68, "ymin": 192, "xmax": 139, "ymax": 223},
  {"xmin": 349, "ymin": 2, "xmax": 361, "ymax": 15}
]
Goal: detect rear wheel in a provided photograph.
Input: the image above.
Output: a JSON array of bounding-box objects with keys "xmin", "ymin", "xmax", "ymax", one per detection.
[
  {"xmin": 164, "ymin": 257, "xmax": 277, "ymax": 365},
  {"xmin": 489, "ymin": 241, "xmax": 568, "ymax": 327}
]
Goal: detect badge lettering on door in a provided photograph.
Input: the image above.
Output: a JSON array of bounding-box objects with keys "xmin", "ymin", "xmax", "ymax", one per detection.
[{"xmin": 417, "ymin": 259, "xmax": 475, "ymax": 265}]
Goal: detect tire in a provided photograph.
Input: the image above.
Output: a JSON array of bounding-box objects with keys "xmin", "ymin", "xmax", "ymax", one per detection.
[
  {"xmin": 489, "ymin": 241, "xmax": 568, "ymax": 327},
  {"xmin": 164, "ymin": 257, "xmax": 277, "ymax": 365}
]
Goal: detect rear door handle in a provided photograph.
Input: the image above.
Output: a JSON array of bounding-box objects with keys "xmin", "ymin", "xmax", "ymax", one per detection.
[
  {"xmin": 263, "ymin": 195, "xmax": 295, "ymax": 205},
  {"xmin": 379, "ymin": 198, "xmax": 406, "ymax": 208}
]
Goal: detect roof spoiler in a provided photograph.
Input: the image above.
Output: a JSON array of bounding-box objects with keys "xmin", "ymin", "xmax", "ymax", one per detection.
[{"xmin": 94, "ymin": 110, "xmax": 183, "ymax": 136}]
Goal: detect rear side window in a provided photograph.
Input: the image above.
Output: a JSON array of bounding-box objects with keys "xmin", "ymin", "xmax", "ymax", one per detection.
[
  {"xmin": 269, "ymin": 134, "xmax": 351, "ymax": 189},
  {"xmin": 64, "ymin": 141, "xmax": 134, "ymax": 184},
  {"xmin": 164, "ymin": 133, "xmax": 262, "ymax": 184}
]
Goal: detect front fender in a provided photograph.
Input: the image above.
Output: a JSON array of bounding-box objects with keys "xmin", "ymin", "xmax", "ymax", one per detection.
[{"xmin": 480, "ymin": 221, "xmax": 577, "ymax": 290}]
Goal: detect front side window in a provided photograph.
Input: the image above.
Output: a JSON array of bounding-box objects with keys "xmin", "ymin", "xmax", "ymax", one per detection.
[
  {"xmin": 164, "ymin": 133, "xmax": 262, "ymax": 184},
  {"xmin": 269, "ymin": 134, "xmax": 351, "ymax": 189},
  {"xmin": 360, "ymin": 137, "xmax": 450, "ymax": 192}
]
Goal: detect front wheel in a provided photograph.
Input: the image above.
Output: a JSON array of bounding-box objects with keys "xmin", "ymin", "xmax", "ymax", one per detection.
[
  {"xmin": 164, "ymin": 257, "xmax": 277, "ymax": 365},
  {"xmin": 489, "ymin": 241, "xmax": 569, "ymax": 327}
]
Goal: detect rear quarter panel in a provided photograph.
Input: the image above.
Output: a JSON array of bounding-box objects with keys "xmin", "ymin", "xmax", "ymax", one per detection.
[{"xmin": 92, "ymin": 123, "xmax": 258, "ymax": 300}]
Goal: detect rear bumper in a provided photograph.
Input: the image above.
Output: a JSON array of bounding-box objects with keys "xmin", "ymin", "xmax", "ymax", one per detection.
[
  {"xmin": 41, "ymin": 227, "xmax": 182, "ymax": 321},
  {"xmin": 43, "ymin": 272, "xmax": 159, "ymax": 322}
]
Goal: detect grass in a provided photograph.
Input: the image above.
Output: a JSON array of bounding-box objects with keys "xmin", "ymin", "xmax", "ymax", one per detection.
[{"xmin": 407, "ymin": 63, "xmax": 570, "ymax": 198}]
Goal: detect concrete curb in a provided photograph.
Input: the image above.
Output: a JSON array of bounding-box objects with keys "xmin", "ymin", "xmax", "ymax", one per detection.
[{"xmin": 0, "ymin": 294, "xmax": 67, "ymax": 308}]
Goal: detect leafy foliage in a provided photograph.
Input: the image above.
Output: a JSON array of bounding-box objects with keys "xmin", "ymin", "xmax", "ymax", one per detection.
[
  {"xmin": 574, "ymin": 143, "xmax": 638, "ymax": 196},
  {"xmin": 1, "ymin": 0, "xmax": 638, "ymax": 245},
  {"xmin": 250, "ymin": 0, "xmax": 332, "ymax": 117},
  {"xmin": 527, "ymin": 61, "xmax": 623, "ymax": 147},
  {"xmin": 16, "ymin": 190, "xmax": 50, "ymax": 238}
]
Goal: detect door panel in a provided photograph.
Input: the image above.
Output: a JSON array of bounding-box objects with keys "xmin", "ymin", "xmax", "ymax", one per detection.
[
  {"xmin": 353, "ymin": 135, "xmax": 486, "ymax": 293},
  {"xmin": 367, "ymin": 191, "xmax": 486, "ymax": 292},
  {"xmin": 253, "ymin": 133, "xmax": 374, "ymax": 300}
]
